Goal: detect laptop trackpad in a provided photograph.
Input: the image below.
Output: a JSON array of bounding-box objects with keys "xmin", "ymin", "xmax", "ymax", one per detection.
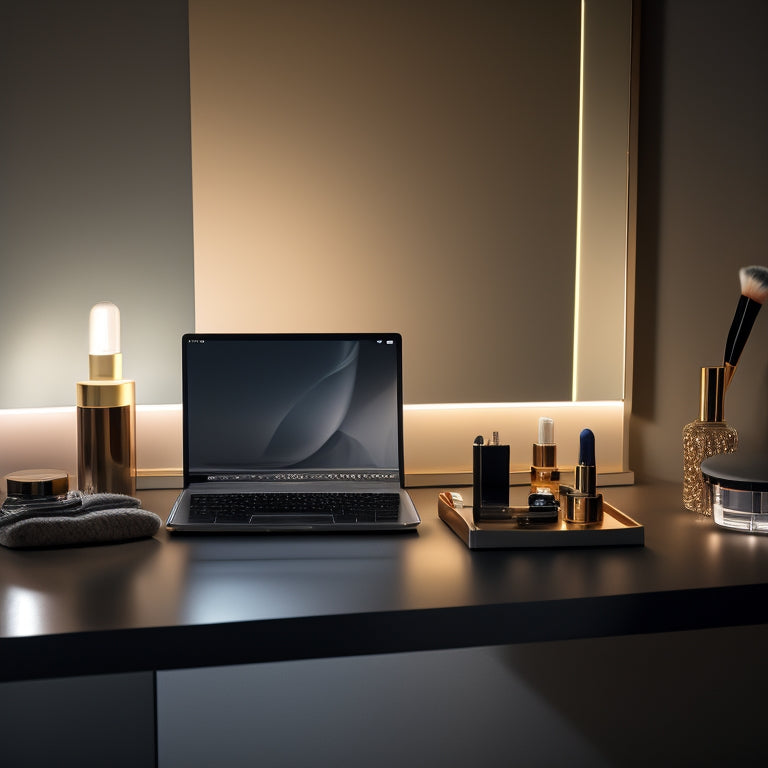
[{"xmin": 247, "ymin": 514, "xmax": 333, "ymax": 526}]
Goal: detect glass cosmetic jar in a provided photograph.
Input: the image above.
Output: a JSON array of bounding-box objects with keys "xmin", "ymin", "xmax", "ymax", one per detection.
[{"xmin": 701, "ymin": 453, "xmax": 768, "ymax": 533}]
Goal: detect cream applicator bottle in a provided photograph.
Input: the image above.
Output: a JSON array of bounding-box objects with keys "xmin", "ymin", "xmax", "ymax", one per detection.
[{"xmin": 76, "ymin": 302, "xmax": 136, "ymax": 495}]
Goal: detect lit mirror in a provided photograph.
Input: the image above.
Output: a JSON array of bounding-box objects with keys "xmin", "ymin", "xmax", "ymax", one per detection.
[
  {"xmin": 189, "ymin": 0, "xmax": 635, "ymax": 404},
  {"xmin": 0, "ymin": 0, "xmax": 634, "ymax": 410}
]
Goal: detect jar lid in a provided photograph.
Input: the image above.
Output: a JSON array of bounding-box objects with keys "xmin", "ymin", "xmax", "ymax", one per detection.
[
  {"xmin": 701, "ymin": 453, "xmax": 768, "ymax": 491},
  {"xmin": 6, "ymin": 469, "xmax": 69, "ymax": 498}
]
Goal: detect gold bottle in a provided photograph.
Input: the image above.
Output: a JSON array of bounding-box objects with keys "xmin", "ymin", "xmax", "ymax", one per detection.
[
  {"xmin": 682, "ymin": 366, "xmax": 738, "ymax": 514},
  {"xmin": 530, "ymin": 416, "xmax": 561, "ymax": 499},
  {"xmin": 76, "ymin": 302, "xmax": 136, "ymax": 496}
]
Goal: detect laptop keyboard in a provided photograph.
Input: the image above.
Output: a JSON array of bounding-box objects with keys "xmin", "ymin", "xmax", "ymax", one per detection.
[{"xmin": 189, "ymin": 492, "xmax": 401, "ymax": 525}]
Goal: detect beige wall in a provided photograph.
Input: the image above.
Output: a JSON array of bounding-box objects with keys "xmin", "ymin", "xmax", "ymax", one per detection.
[{"xmin": 631, "ymin": 0, "xmax": 768, "ymax": 481}]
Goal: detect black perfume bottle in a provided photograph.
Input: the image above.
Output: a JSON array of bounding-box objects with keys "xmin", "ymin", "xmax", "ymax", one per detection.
[{"xmin": 472, "ymin": 431, "xmax": 509, "ymax": 522}]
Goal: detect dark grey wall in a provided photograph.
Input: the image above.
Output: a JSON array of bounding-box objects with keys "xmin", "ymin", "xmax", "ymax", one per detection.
[
  {"xmin": 632, "ymin": 0, "xmax": 768, "ymax": 481},
  {"xmin": 0, "ymin": 0, "xmax": 194, "ymax": 407}
]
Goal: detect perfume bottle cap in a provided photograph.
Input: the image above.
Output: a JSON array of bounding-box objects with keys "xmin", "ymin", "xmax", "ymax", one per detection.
[
  {"xmin": 537, "ymin": 417, "xmax": 554, "ymax": 445},
  {"xmin": 699, "ymin": 366, "xmax": 726, "ymax": 422},
  {"xmin": 88, "ymin": 302, "xmax": 124, "ymax": 380},
  {"xmin": 532, "ymin": 417, "xmax": 556, "ymax": 466},
  {"xmin": 89, "ymin": 302, "xmax": 121, "ymax": 356}
]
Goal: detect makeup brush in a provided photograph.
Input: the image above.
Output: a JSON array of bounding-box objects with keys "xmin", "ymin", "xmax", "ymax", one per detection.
[{"xmin": 723, "ymin": 265, "xmax": 768, "ymax": 389}]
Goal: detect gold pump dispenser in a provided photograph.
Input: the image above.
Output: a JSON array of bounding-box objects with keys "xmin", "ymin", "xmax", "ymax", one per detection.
[{"xmin": 76, "ymin": 302, "xmax": 136, "ymax": 495}]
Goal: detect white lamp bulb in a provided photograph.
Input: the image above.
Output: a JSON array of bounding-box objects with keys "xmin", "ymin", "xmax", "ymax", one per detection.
[{"xmin": 89, "ymin": 302, "xmax": 121, "ymax": 356}]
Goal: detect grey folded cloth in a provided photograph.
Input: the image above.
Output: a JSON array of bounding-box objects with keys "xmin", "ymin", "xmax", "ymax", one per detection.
[{"xmin": 0, "ymin": 491, "xmax": 161, "ymax": 549}]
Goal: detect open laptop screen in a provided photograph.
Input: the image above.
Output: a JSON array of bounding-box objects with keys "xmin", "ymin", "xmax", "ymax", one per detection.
[{"xmin": 182, "ymin": 334, "xmax": 404, "ymax": 484}]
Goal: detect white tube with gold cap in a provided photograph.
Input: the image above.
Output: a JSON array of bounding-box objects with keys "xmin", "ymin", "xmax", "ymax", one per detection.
[{"xmin": 76, "ymin": 302, "xmax": 136, "ymax": 495}]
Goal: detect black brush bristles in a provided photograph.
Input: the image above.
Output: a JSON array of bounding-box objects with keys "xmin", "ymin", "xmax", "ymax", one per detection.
[{"xmin": 723, "ymin": 265, "xmax": 768, "ymax": 388}]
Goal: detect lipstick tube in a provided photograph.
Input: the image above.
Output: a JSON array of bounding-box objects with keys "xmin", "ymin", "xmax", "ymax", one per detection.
[{"xmin": 564, "ymin": 428, "xmax": 603, "ymax": 525}]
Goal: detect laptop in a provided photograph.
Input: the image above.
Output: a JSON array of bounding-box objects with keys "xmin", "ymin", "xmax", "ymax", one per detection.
[{"xmin": 166, "ymin": 332, "xmax": 421, "ymax": 533}]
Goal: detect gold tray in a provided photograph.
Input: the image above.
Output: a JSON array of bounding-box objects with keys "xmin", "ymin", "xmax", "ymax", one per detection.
[{"xmin": 438, "ymin": 492, "xmax": 644, "ymax": 549}]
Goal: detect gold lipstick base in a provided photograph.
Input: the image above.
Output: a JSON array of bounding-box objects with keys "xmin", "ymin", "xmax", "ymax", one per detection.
[{"xmin": 564, "ymin": 492, "xmax": 604, "ymax": 525}]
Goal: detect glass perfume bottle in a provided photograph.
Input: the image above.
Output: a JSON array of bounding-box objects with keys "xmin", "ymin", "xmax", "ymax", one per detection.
[{"xmin": 682, "ymin": 366, "xmax": 738, "ymax": 514}]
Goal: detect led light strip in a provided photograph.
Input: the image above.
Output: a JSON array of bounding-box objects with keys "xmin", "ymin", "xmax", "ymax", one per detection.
[{"xmin": 572, "ymin": 0, "xmax": 587, "ymax": 401}]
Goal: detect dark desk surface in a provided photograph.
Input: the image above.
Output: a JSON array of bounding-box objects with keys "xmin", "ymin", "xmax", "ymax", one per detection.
[{"xmin": 3, "ymin": 482, "xmax": 768, "ymax": 682}]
